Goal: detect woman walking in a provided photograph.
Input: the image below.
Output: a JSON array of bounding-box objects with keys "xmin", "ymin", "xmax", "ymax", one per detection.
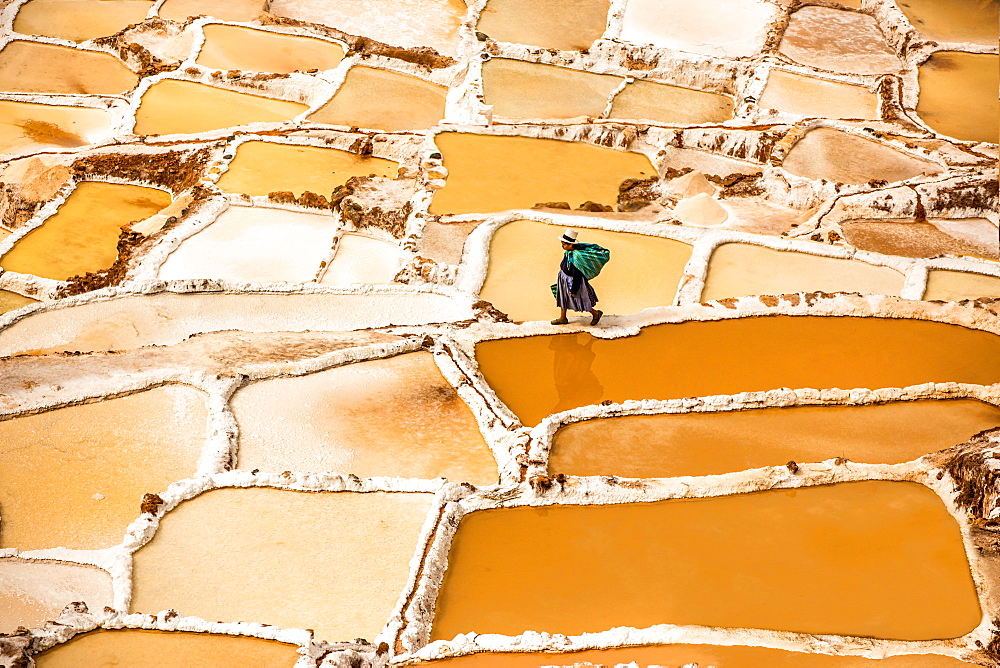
[{"xmin": 551, "ymin": 229, "xmax": 607, "ymax": 326}]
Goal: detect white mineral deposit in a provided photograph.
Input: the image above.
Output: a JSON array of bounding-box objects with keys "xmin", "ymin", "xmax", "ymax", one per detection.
[{"xmin": 0, "ymin": 0, "xmax": 996, "ymax": 666}]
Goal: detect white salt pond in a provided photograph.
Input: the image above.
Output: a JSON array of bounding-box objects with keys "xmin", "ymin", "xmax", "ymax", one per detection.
[
  {"xmin": 130, "ymin": 488, "xmax": 434, "ymax": 642},
  {"xmin": 157, "ymin": 207, "xmax": 338, "ymax": 283},
  {"xmin": 233, "ymin": 351, "xmax": 497, "ymax": 484},
  {"xmin": 0, "ymin": 385, "xmax": 207, "ymax": 550},
  {"xmin": 319, "ymin": 234, "xmax": 407, "ymax": 286},
  {"xmin": 270, "ymin": 0, "xmax": 466, "ymax": 56},
  {"xmin": 778, "ymin": 6, "xmax": 901, "ymax": 74},
  {"xmin": 701, "ymin": 243, "xmax": 905, "ymax": 301},
  {"xmin": 620, "ymin": 0, "xmax": 778, "ymax": 58},
  {"xmin": 0, "ymin": 559, "xmax": 112, "ymax": 634},
  {"xmin": 0, "ymin": 291, "xmax": 471, "ymax": 356}
]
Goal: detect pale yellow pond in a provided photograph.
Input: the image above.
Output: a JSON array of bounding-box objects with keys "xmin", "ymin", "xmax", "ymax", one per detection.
[
  {"xmin": 217, "ymin": 141, "xmax": 398, "ymax": 197},
  {"xmin": 476, "ymin": 0, "xmax": 610, "ymax": 51},
  {"xmin": 35, "ymin": 629, "xmax": 300, "ymax": 667},
  {"xmin": 429, "ymin": 133, "xmax": 655, "ymax": 215},
  {"xmin": 610, "ymin": 80, "xmax": 734, "ymax": 124},
  {"xmin": 759, "ymin": 69, "xmax": 878, "ymax": 120},
  {"xmin": 13, "ymin": 0, "xmax": 154, "ymax": 43},
  {"xmin": 134, "ymin": 80, "xmax": 308, "ymax": 136},
  {"xmin": 480, "ymin": 219, "xmax": 691, "ymax": 322},
  {"xmin": 916, "ymin": 51, "xmax": 999, "ymax": 144},
  {"xmin": 0, "ymin": 385, "xmax": 207, "ymax": 550},
  {"xmin": 309, "ymin": 66, "xmax": 447, "ymax": 132},
  {"xmin": 0, "ymin": 559, "xmax": 112, "ymax": 634},
  {"xmin": 897, "ymin": 0, "xmax": 1000, "ymax": 46},
  {"xmin": 158, "ymin": 0, "xmax": 266, "ymax": 22},
  {"xmin": 782, "ymin": 128, "xmax": 940, "ymax": 185},
  {"xmin": 0, "ymin": 41, "xmax": 138, "ymax": 95},
  {"xmin": 701, "ymin": 243, "xmax": 904, "ymax": 301},
  {"xmin": 196, "ymin": 24, "xmax": 345, "ymax": 74},
  {"xmin": 482, "ymin": 58, "xmax": 621, "ymax": 119},
  {"xmin": 924, "ymin": 269, "xmax": 1000, "ymax": 302},
  {"xmin": 131, "ymin": 489, "xmax": 433, "ymax": 642},
  {"xmin": 0, "ymin": 290, "xmax": 38, "ymax": 314}
]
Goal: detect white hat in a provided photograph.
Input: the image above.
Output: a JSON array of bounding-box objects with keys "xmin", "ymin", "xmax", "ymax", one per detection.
[{"xmin": 558, "ymin": 229, "xmax": 578, "ymax": 244}]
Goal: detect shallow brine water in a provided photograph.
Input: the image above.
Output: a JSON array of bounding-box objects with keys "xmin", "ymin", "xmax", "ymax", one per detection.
[
  {"xmin": 0, "ymin": 385, "xmax": 207, "ymax": 550},
  {"xmin": 549, "ymin": 399, "xmax": 1000, "ymax": 478},
  {"xmin": 429, "ymin": 133, "xmax": 655, "ymax": 216},
  {"xmin": 701, "ymin": 242, "xmax": 904, "ymax": 301},
  {"xmin": 196, "ymin": 24, "xmax": 345, "ymax": 74},
  {"xmin": 133, "ymin": 80, "xmax": 308, "ymax": 136},
  {"xmin": 35, "ymin": 629, "xmax": 300, "ymax": 667},
  {"xmin": 0, "ymin": 181, "xmax": 171, "ymax": 281},
  {"xmin": 233, "ymin": 352, "xmax": 497, "ymax": 484},
  {"xmin": 475, "ymin": 316, "xmax": 1000, "ymax": 427},
  {"xmin": 432, "ymin": 481, "xmax": 980, "ymax": 640},
  {"xmin": 130, "ymin": 488, "xmax": 433, "ymax": 642}
]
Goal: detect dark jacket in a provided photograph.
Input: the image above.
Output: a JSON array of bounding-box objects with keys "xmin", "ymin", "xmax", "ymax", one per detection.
[{"xmin": 560, "ymin": 254, "xmax": 586, "ymax": 294}]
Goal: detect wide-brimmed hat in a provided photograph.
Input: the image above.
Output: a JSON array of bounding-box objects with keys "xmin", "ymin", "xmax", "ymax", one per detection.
[{"xmin": 558, "ymin": 229, "xmax": 578, "ymax": 245}]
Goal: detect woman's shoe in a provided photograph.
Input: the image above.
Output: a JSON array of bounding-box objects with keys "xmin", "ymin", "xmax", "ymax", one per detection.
[
  {"xmin": 590, "ymin": 310, "xmax": 603, "ymax": 326},
  {"xmin": 550, "ymin": 317, "xmax": 569, "ymax": 325}
]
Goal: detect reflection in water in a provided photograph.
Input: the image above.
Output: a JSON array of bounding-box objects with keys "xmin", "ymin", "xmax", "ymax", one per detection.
[{"xmin": 550, "ymin": 333, "xmax": 604, "ymax": 415}]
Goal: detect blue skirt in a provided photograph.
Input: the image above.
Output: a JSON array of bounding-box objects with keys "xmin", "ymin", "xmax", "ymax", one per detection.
[{"xmin": 555, "ymin": 270, "xmax": 598, "ymax": 312}]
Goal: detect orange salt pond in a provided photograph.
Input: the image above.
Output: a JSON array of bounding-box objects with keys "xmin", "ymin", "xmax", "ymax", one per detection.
[
  {"xmin": 475, "ymin": 316, "xmax": 1000, "ymax": 426},
  {"xmin": 0, "ymin": 100, "xmax": 112, "ymax": 156},
  {"xmin": 196, "ymin": 24, "xmax": 345, "ymax": 74},
  {"xmin": 782, "ymin": 128, "xmax": 940, "ymax": 185},
  {"xmin": 309, "ymin": 67, "xmax": 447, "ymax": 131},
  {"xmin": 217, "ymin": 141, "xmax": 398, "ymax": 198},
  {"xmin": 0, "ymin": 181, "xmax": 170, "ymax": 281},
  {"xmin": 429, "ymin": 133, "xmax": 655, "ymax": 215},
  {"xmin": 422, "ymin": 645, "xmax": 975, "ymax": 667},
  {"xmin": 897, "ymin": 0, "xmax": 1000, "ymax": 46},
  {"xmin": 0, "ymin": 41, "xmax": 138, "ymax": 95},
  {"xmin": 778, "ymin": 6, "xmax": 901, "ymax": 74},
  {"xmin": 482, "ymin": 59, "xmax": 621, "ymax": 120},
  {"xmin": 550, "ymin": 399, "xmax": 1000, "ymax": 478},
  {"xmin": 0, "ymin": 290, "xmax": 37, "ymax": 314},
  {"xmin": 924, "ymin": 270, "xmax": 1000, "ymax": 302},
  {"xmin": 916, "ymin": 52, "xmax": 999, "ymax": 145},
  {"xmin": 158, "ymin": 0, "xmax": 266, "ymax": 22},
  {"xmin": 133, "ymin": 80, "xmax": 308, "ymax": 136},
  {"xmin": 0, "ymin": 559, "xmax": 112, "ymax": 634},
  {"xmin": 270, "ymin": 0, "xmax": 465, "ymax": 56},
  {"xmin": 609, "ymin": 80, "xmax": 734, "ymax": 124},
  {"xmin": 13, "ymin": 0, "xmax": 154, "ymax": 43},
  {"xmin": 479, "ymin": 219, "xmax": 691, "ymax": 322},
  {"xmin": 701, "ymin": 243, "xmax": 904, "ymax": 301},
  {"xmin": 130, "ymin": 489, "xmax": 433, "ymax": 641},
  {"xmin": 0, "ymin": 385, "xmax": 207, "ymax": 550},
  {"xmin": 476, "ymin": 0, "xmax": 610, "ymax": 51},
  {"xmin": 758, "ymin": 70, "xmax": 878, "ymax": 120},
  {"xmin": 233, "ymin": 352, "xmax": 496, "ymax": 484},
  {"xmin": 35, "ymin": 629, "xmax": 300, "ymax": 667},
  {"xmin": 432, "ymin": 481, "xmax": 980, "ymax": 640}
]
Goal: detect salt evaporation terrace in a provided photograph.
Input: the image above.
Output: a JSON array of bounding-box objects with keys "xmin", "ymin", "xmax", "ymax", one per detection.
[{"xmin": 0, "ymin": 0, "xmax": 997, "ymax": 665}]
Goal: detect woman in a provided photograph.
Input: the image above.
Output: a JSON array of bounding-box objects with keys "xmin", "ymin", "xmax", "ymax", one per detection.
[{"xmin": 551, "ymin": 229, "xmax": 603, "ymax": 326}]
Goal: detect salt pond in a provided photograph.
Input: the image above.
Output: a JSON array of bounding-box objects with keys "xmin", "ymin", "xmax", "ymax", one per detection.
[{"xmin": 233, "ymin": 352, "xmax": 496, "ymax": 484}]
